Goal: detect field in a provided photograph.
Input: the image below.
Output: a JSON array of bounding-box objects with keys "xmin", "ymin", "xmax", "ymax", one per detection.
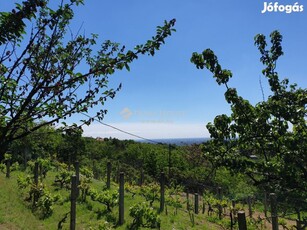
[
  {"xmin": 1, "ymin": 162, "xmax": 302, "ymax": 230},
  {"xmin": 0, "ymin": 169, "xmax": 223, "ymax": 230}
]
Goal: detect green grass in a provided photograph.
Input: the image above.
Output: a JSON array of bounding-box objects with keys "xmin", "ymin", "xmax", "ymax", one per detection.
[
  {"xmin": 0, "ymin": 170, "xmax": 240, "ymax": 230},
  {"xmin": 4, "ymin": 168, "xmax": 300, "ymax": 230},
  {"xmin": 0, "ymin": 171, "xmax": 45, "ymax": 230}
]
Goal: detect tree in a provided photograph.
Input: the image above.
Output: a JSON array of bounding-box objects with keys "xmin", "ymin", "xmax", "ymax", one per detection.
[
  {"xmin": 9, "ymin": 123, "xmax": 62, "ymax": 166},
  {"xmin": 191, "ymin": 31, "xmax": 307, "ymax": 213},
  {"xmin": 57, "ymin": 124, "xmax": 84, "ymax": 165},
  {"xmin": 0, "ymin": 0, "xmax": 176, "ymax": 159}
]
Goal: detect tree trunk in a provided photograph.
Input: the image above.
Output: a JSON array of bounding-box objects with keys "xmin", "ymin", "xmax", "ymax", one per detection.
[{"xmin": 0, "ymin": 141, "xmax": 9, "ymax": 162}]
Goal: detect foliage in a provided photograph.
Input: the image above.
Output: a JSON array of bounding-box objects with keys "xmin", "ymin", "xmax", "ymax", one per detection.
[
  {"xmin": 0, "ymin": 0, "xmax": 175, "ymax": 159},
  {"xmin": 8, "ymin": 127, "xmax": 264, "ymax": 202},
  {"xmin": 96, "ymin": 221, "xmax": 114, "ymax": 230},
  {"xmin": 53, "ymin": 168, "xmax": 72, "ymax": 189},
  {"xmin": 191, "ymin": 31, "xmax": 307, "ymax": 212},
  {"xmin": 125, "ymin": 183, "xmax": 140, "ymax": 199},
  {"xmin": 139, "ymin": 183, "xmax": 160, "ymax": 207},
  {"xmin": 213, "ymin": 167, "xmax": 257, "ymax": 200},
  {"xmin": 26, "ymin": 160, "xmax": 35, "ymax": 173},
  {"xmin": 4, "ymin": 153, "xmax": 12, "ymax": 161},
  {"xmin": 57, "ymin": 125, "xmax": 84, "ymax": 164},
  {"xmin": 79, "ymin": 166, "xmax": 93, "ymax": 201},
  {"xmin": 89, "ymin": 189, "xmax": 118, "ymax": 212},
  {"xmin": 165, "ymin": 184, "xmax": 183, "ymax": 215},
  {"xmin": 177, "ymin": 145, "xmax": 212, "ymax": 192},
  {"xmin": 36, "ymin": 190, "xmax": 60, "ymax": 219},
  {"xmin": 0, "ymin": 162, "xmax": 5, "ymax": 173},
  {"xmin": 202, "ymin": 191, "xmax": 229, "ymax": 216},
  {"xmin": 37, "ymin": 157, "xmax": 52, "ymax": 178},
  {"xmin": 17, "ymin": 174, "xmax": 32, "ymax": 189},
  {"xmin": 17, "ymin": 172, "xmax": 58, "ymax": 219},
  {"xmin": 8, "ymin": 125, "xmax": 62, "ymax": 163},
  {"xmin": 80, "ymin": 166, "xmax": 94, "ymax": 179},
  {"xmin": 128, "ymin": 202, "xmax": 161, "ymax": 229},
  {"xmin": 1, "ymin": 164, "xmax": 300, "ymax": 229},
  {"xmin": 11, "ymin": 161, "xmax": 20, "ymax": 171}
]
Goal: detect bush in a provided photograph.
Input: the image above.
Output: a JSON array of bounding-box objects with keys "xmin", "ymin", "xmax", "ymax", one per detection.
[
  {"xmin": 0, "ymin": 163, "xmax": 5, "ymax": 173},
  {"xmin": 128, "ymin": 202, "xmax": 160, "ymax": 229},
  {"xmin": 11, "ymin": 162, "xmax": 20, "ymax": 171}
]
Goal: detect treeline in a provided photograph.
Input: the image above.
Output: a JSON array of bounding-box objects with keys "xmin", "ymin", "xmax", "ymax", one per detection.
[{"xmin": 3, "ymin": 124, "xmax": 257, "ymax": 201}]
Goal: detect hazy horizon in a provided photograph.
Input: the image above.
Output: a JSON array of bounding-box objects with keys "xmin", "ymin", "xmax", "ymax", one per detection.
[{"xmin": 82, "ymin": 122, "xmax": 210, "ymax": 140}]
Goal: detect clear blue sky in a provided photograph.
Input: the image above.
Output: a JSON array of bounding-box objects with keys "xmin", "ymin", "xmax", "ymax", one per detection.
[{"xmin": 2, "ymin": 1, "xmax": 307, "ymax": 139}]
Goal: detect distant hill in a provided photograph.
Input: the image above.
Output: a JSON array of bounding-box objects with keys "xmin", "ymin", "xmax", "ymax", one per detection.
[{"xmin": 137, "ymin": 137, "xmax": 210, "ymax": 146}]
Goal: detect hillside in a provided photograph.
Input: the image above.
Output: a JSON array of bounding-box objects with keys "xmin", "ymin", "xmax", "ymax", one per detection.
[{"xmin": 0, "ymin": 168, "xmax": 226, "ymax": 230}]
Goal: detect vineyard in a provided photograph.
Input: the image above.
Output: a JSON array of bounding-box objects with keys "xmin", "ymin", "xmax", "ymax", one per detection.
[
  {"xmin": 1, "ymin": 1, "xmax": 307, "ymax": 229},
  {"xmin": 1, "ymin": 157, "xmax": 306, "ymax": 230}
]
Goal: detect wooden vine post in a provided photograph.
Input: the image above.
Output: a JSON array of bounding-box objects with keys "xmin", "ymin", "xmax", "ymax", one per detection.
[
  {"xmin": 39, "ymin": 163, "xmax": 43, "ymax": 179},
  {"xmin": 264, "ymin": 192, "xmax": 268, "ymax": 217},
  {"xmin": 34, "ymin": 161, "xmax": 39, "ymax": 186},
  {"xmin": 33, "ymin": 161, "xmax": 39, "ymax": 207},
  {"xmin": 116, "ymin": 162, "xmax": 120, "ymax": 183},
  {"xmin": 270, "ymin": 193, "xmax": 278, "ymax": 230},
  {"xmin": 296, "ymin": 219, "xmax": 302, "ymax": 230},
  {"xmin": 159, "ymin": 172, "xmax": 165, "ymax": 213},
  {"xmin": 118, "ymin": 172, "xmax": 125, "ymax": 225},
  {"xmin": 107, "ymin": 161, "xmax": 111, "ymax": 189},
  {"xmin": 202, "ymin": 196, "xmax": 206, "ymax": 214},
  {"xmin": 5, "ymin": 159, "xmax": 10, "ymax": 178},
  {"xmin": 218, "ymin": 187, "xmax": 222, "ymax": 219},
  {"xmin": 230, "ymin": 200, "xmax": 236, "ymax": 230},
  {"xmin": 139, "ymin": 167, "xmax": 144, "ymax": 186},
  {"xmin": 70, "ymin": 175, "xmax": 77, "ymax": 230},
  {"xmin": 247, "ymin": 196, "xmax": 253, "ymax": 217},
  {"xmin": 194, "ymin": 193, "xmax": 199, "ymax": 214},
  {"xmin": 74, "ymin": 161, "xmax": 80, "ymax": 197},
  {"xmin": 186, "ymin": 192, "xmax": 190, "ymax": 211},
  {"xmin": 238, "ymin": 211, "xmax": 247, "ymax": 230}
]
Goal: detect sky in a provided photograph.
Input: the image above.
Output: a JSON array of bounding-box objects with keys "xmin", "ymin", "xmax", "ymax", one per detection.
[{"xmin": 2, "ymin": 0, "xmax": 307, "ymax": 140}]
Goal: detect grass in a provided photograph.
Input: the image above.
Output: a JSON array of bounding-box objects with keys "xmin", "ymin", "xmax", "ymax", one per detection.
[
  {"xmin": 0, "ymin": 171, "xmax": 45, "ymax": 230},
  {"xmin": 4, "ymin": 168, "xmax": 299, "ymax": 230},
  {"xmin": 0, "ymin": 169, "xmax": 228, "ymax": 229}
]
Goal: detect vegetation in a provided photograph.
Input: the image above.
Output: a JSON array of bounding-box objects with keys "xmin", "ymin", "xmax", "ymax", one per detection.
[
  {"xmin": 0, "ymin": 0, "xmax": 306, "ymax": 229},
  {"xmin": 0, "ymin": 0, "xmax": 175, "ymax": 160},
  {"xmin": 2, "ymin": 153, "xmax": 305, "ymax": 229},
  {"xmin": 191, "ymin": 30, "xmax": 307, "ymax": 221}
]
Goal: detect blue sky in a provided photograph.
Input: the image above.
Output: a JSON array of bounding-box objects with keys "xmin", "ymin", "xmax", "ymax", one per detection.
[{"xmin": 2, "ymin": 1, "xmax": 307, "ymax": 139}]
